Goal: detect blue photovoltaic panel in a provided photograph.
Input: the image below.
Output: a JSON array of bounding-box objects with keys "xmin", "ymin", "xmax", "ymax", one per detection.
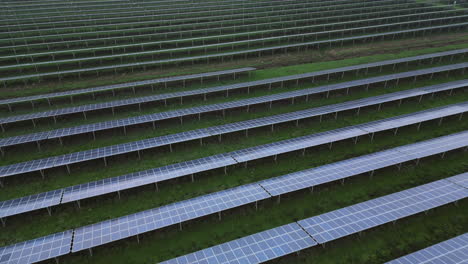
[
  {"xmin": 0, "ymin": 68, "xmax": 255, "ymax": 106},
  {"xmin": 394, "ymin": 130, "xmax": 468, "ymax": 160},
  {"xmin": 61, "ymin": 153, "xmax": 237, "ymax": 203},
  {"xmin": 1, "ymin": 63, "xmax": 466, "ymax": 125},
  {"xmin": 0, "ymin": 230, "xmax": 72, "ymax": 264},
  {"xmin": 446, "ymin": 172, "xmax": 468, "ymax": 189},
  {"xmin": 160, "ymin": 223, "xmax": 317, "ymax": 264},
  {"xmin": 0, "ymin": 22, "xmax": 467, "ymax": 84},
  {"xmin": 385, "ymin": 233, "xmax": 468, "ymax": 264},
  {"xmin": 259, "ymin": 131, "xmax": 468, "ymax": 197},
  {"xmin": 229, "ymin": 126, "xmax": 368, "ymax": 163},
  {"xmin": 0, "ymin": 189, "xmax": 63, "ymax": 219},
  {"xmin": 71, "ymin": 183, "xmax": 270, "ymax": 252},
  {"xmin": 298, "ymin": 177, "xmax": 467, "ymax": 244},
  {"xmin": 260, "ymin": 148, "xmax": 406, "ymax": 196},
  {"xmin": 1, "ymin": 79, "xmax": 467, "ymax": 179}
]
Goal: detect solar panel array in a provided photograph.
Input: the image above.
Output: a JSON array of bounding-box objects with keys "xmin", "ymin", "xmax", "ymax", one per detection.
[
  {"xmin": 2, "ymin": 0, "xmax": 467, "ymax": 263},
  {"xmin": 2, "ymin": 11, "xmax": 466, "ymax": 83},
  {"xmin": 1, "ymin": 61, "xmax": 466, "ymax": 126},
  {"xmin": 0, "ymin": 230, "xmax": 72, "ymax": 264},
  {"xmin": 1, "ymin": 122, "xmax": 466, "ymax": 229},
  {"xmin": 160, "ymin": 223, "xmax": 317, "ymax": 264},
  {"xmin": 1, "ymin": 79, "xmax": 466, "ymax": 178},
  {"xmin": 2, "ymin": 48, "xmax": 464, "ymax": 122},
  {"xmin": 161, "ymin": 174, "xmax": 468, "ymax": 263},
  {"xmin": 1, "ymin": 63, "xmax": 466, "ymax": 149},
  {"xmin": 297, "ymin": 176, "xmax": 467, "ymax": 244},
  {"xmin": 1, "ymin": 138, "xmax": 466, "ymax": 263},
  {"xmin": 0, "ymin": 67, "xmax": 255, "ymax": 107},
  {"xmin": 385, "ymin": 233, "xmax": 468, "ymax": 264},
  {"xmin": 71, "ymin": 183, "xmax": 270, "ymax": 252}
]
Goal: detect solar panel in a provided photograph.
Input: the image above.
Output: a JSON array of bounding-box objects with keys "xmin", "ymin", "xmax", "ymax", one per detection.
[
  {"xmin": 4, "ymin": 13, "xmax": 464, "ymax": 75},
  {"xmin": 260, "ymin": 148, "xmax": 406, "ymax": 196},
  {"xmin": 71, "ymin": 183, "xmax": 270, "ymax": 252},
  {"xmin": 0, "ymin": 230, "xmax": 72, "ymax": 264},
  {"xmin": 394, "ymin": 131, "xmax": 468, "ymax": 160},
  {"xmin": 61, "ymin": 153, "xmax": 237, "ymax": 203},
  {"xmin": 160, "ymin": 223, "xmax": 317, "ymax": 264},
  {"xmin": 4, "ymin": 8, "xmax": 461, "ymax": 68},
  {"xmin": 297, "ymin": 177, "xmax": 468, "ymax": 244},
  {"xmin": 229, "ymin": 126, "xmax": 368, "ymax": 163},
  {"xmin": 259, "ymin": 131, "xmax": 468, "ymax": 197},
  {"xmin": 6, "ymin": 104, "xmax": 466, "ymax": 219},
  {"xmin": 2, "ymin": 21, "xmax": 466, "ymax": 83},
  {"xmin": 0, "ymin": 67, "xmax": 256, "ymax": 106},
  {"xmin": 2, "ymin": 1, "xmax": 425, "ymax": 58},
  {"xmin": 445, "ymin": 172, "xmax": 468, "ymax": 189},
  {"xmin": 385, "ymin": 233, "xmax": 468, "ymax": 264},
  {"xmin": 0, "ymin": 189, "xmax": 63, "ymax": 219}
]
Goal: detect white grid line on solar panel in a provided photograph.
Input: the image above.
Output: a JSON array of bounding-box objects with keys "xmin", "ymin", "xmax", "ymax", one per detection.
[
  {"xmin": 160, "ymin": 223, "xmax": 317, "ymax": 264},
  {"xmin": 3, "ymin": 102, "xmax": 464, "ymax": 219},
  {"xmin": 0, "ymin": 0, "xmax": 339, "ymax": 31},
  {"xmin": 2, "ymin": 14, "xmax": 461, "ymax": 73},
  {"xmin": 0, "ymin": 230, "xmax": 72, "ymax": 264},
  {"xmin": 0, "ymin": 189, "xmax": 63, "ymax": 219},
  {"xmin": 1, "ymin": 2, "xmax": 425, "ymax": 54},
  {"xmin": 393, "ymin": 130, "xmax": 468, "ymax": 160},
  {"xmin": 445, "ymin": 172, "xmax": 468, "ymax": 189},
  {"xmin": 60, "ymin": 153, "xmax": 237, "ymax": 203},
  {"xmin": 0, "ymin": 67, "xmax": 255, "ymax": 106},
  {"xmin": 3, "ymin": 7, "xmax": 453, "ymax": 64},
  {"xmin": 297, "ymin": 176, "xmax": 468, "ymax": 244},
  {"xmin": 0, "ymin": 0, "xmax": 339, "ymax": 35},
  {"xmin": 385, "ymin": 233, "xmax": 468, "ymax": 264},
  {"xmin": 71, "ymin": 183, "xmax": 270, "ymax": 252},
  {"xmin": 2, "ymin": 20, "xmax": 464, "ymax": 83},
  {"xmin": 1, "ymin": 45, "xmax": 463, "ymax": 124},
  {"xmin": 1, "ymin": 79, "xmax": 465, "ymax": 178}
]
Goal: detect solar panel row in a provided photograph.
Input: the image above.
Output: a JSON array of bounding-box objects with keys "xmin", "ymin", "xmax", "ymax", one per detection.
[
  {"xmin": 385, "ymin": 233, "xmax": 468, "ymax": 264},
  {"xmin": 1, "ymin": 49, "xmax": 464, "ymax": 125},
  {"xmin": 1, "ymin": 79, "xmax": 466, "ymax": 178},
  {"xmin": 0, "ymin": 67, "xmax": 255, "ymax": 106},
  {"xmin": 161, "ymin": 174, "xmax": 468, "ymax": 263},
  {"xmin": 2, "ymin": 2, "xmax": 427, "ymax": 55},
  {"xmin": 0, "ymin": 0, "xmax": 380, "ymax": 35},
  {"xmin": 1, "ymin": 63, "xmax": 465, "ymax": 151},
  {"xmin": 1, "ymin": 140, "xmax": 465, "ymax": 264},
  {"xmin": 3, "ymin": 14, "xmax": 463, "ymax": 77},
  {"xmin": 4, "ymin": 8, "xmax": 457, "ymax": 65},
  {"xmin": 2, "ymin": 21, "xmax": 465, "ymax": 84},
  {"xmin": 1, "ymin": 111, "xmax": 466, "ymax": 223}
]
